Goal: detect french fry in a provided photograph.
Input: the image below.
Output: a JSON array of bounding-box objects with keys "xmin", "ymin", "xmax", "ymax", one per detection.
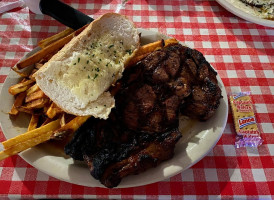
[
  {"xmin": 16, "ymin": 25, "xmax": 88, "ymax": 70},
  {"xmin": 8, "ymin": 79, "xmax": 34, "ymax": 95},
  {"xmin": 40, "ymin": 117, "xmax": 53, "ymax": 127},
  {"xmin": 136, "ymin": 39, "xmax": 165, "ymax": 56},
  {"xmin": 0, "ymin": 151, "xmax": 10, "ymax": 161},
  {"xmin": 24, "ymin": 98, "xmax": 49, "ymax": 109},
  {"xmin": 11, "ymin": 67, "xmax": 29, "ymax": 78},
  {"xmin": 29, "ymin": 68, "xmax": 39, "ymax": 80},
  {"xmin": 3, "ymin": 25, "xmax": 99, "ymax": 162},
  {"xmin": 46, "ymin": 102, "xmax": 63, "ymax": 119},
  {"xmin": 2, "ymin": 119, "xmax": 61, "ymax": 150},
  {"xmin": 16, "ymin": 38, "xmax": 68, "ymax": 70},
  {"xmin": 43, "ymin": 102, "xmax": 51, "ymax": 113},
  {"xmin": 164, "ymin": 38, "xmax": 179, "ymax": 46},
  {"xmin": 35, "ymin": 63, "xmax": 43, "ymax": 69},
  {"xmin": 16, "ymin": 106, "xmax": 34, "ymax": 114},
  {"xmin": 26, "ymin": 84, "xmax": 40, "ymax": 96},
  {"xmin": 19, "ymin": 78, "xmax": 28, "ymax": 83},
  {"xmin": 9, "ymin": 107, "xmax": 19, "ymax": 116},
  {"xmin": 60, "ymin": 113, "xmax": 66, "ymax": 127},
  {"xmin": 28, "ymin": 114, "xmax": 39, "ymax": 131},
  {"xmin": 0, "ymin": 119, "xmax": 61, "ymax": 161},
  {"xmin": 127, "ymin": 38, "xmax": 179, "ymax": 67},
  {"xmin": 38, "ymin": 28, "xmax": 74, "ymax": 48},
  {"xmin": 9, "ymin": 92, "xmax": 27, "ymax": 116},
  {"xmin": 52, "ymin": 116, "xmax": 90, "ymax": 139},
  {"xmin": 25, "ymin": 90, "xmax": 45, "ymax": 103}
]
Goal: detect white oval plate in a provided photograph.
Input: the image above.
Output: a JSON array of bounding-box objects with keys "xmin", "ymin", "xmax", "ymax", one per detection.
[
  {"xmin": 0, "ymin": 28, "xmax": 228, "ymax": 188},
  {"xmin": 216, "ymin": 0, "xmax": 274, "ymax": 27}
]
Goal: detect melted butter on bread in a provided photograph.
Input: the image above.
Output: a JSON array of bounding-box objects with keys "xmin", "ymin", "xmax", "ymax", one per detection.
[{"xmin": 59, "ymin": 33, "xmax": 134, "ymax": 104}]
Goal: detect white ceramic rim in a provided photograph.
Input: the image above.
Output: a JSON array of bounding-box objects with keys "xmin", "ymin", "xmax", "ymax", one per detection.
[{"xmin": 216, "ymin": 0, "xmax": 274, "ymax": 27}]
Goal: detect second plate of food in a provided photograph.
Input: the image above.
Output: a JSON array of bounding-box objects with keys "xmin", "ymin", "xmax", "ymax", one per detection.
[{"xmin": 216, "ymin": 0, "xmax": 274, "ymax": 27}]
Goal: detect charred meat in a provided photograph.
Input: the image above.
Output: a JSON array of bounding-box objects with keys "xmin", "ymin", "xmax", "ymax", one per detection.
[
  {"xmin": 65, "ymin": 115, "xmax": 181, "ymax": 188},
  {"xmin": 65, "ymin": 43, "xmax": 222, "ymax": 188},
  {"xmin": 178, "ymin": 46, "xmax": 222, "ymax": 120},
  {"xmin": 117, "ymin": 43, "xmax": 221, "ymax": 125}
]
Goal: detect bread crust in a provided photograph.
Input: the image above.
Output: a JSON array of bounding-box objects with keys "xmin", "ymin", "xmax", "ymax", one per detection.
[{"xmin": 35, "ymin": 13, "xmax": 138, "ymax": 73}]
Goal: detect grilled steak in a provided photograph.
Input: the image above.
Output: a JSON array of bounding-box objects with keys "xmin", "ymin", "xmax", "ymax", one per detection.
[
  {"xmin": 65, "ymin": 43, "xmax": 222, "ymax": 188},
  {"xmin": 65, "ymin": 115, "xmax": 181, "ymax": 188},
  {"xmin": 117, "ymin": 43, "xmax": 221, "ymax": 126},
  {"xmin": 98, "ymin": 129, "xmax": 181, "ymax": 188},
  {"xmin": 178, "ymin": 46, "xmax": 222, "ymax": 120}
]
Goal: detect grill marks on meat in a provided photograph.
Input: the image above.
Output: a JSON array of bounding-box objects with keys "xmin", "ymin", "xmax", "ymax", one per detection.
[
  {"xmin": 179, "ymin": 47, "xmax": 222, "ymax": 120},
  {"xmin": 136, "ymin": 84, "xmax": 156, "ymax": 116},
  {"xmin": 65, "ymin": 115, "xmax": 181, "ymax": 188},
  {"xmin": 65, "ymin": 43, "xmax": 222, "ymax": 188},
  {"xmin": 118, "ymin": 44, "xmax": 221, "ymax": 129},
  {"xmin": 117, "ymin": 45, "xmax": 191, "ymax": 134},
  {"xmin": 99, "ymin": 129, "xmax": 181, "ymax": 188},
  {"xmin": 82, "ymin": 127, "xmax": 181, "ymax": 188}
]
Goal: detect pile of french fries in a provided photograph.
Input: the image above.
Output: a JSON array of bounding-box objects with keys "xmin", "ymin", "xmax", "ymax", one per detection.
[
  {"xmin": 0, "ymin": 27, "xmax": 90, "ymax": 161},
  {"xmin": 0, "ymin": 24, "xmax": 178, "ymax": 161}
]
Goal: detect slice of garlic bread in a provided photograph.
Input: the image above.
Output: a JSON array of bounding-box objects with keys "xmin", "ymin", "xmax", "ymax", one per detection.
[{"xmin": 34, "ymin": 13, "xmax": 140, "ymax": 119}]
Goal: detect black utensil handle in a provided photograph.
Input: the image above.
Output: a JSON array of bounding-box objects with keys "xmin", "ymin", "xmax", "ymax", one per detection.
[{"xmin": 39, "ymin": 0, "xmax": 94, "ymax": 30}]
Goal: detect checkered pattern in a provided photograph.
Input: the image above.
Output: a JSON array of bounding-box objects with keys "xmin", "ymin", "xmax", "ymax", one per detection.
[{"xmin": 0, "ymin": 0, "xmax": 273, "ymax": 198}]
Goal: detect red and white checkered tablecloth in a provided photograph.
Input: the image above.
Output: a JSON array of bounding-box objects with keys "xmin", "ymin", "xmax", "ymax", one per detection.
[{"xmin": 0, "ymin": 0, "xmax": 273, "ymax": 199}]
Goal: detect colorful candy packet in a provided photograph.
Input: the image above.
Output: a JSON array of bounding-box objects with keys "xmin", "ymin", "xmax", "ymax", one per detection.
[{"xmin": 229, "ymin": 91, "xmax": 263, "ymax": 148}]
